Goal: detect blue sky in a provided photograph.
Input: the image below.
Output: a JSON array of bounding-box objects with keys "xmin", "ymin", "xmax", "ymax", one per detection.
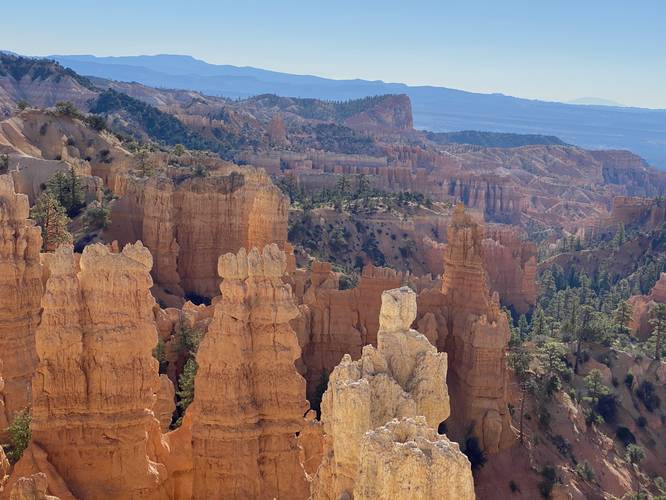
[{"xmin": 3, "ymin": 0, "xmax": 665, "ymax": 108}]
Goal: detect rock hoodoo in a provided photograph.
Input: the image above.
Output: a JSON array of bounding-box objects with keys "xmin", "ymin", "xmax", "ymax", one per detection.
[
  {"xmin": 355, "ymin": 417, "xmax": 475, "ymax": 500},
  {"xmin": 311, "ymin": 287, "xmax": 468, "ymax": 499},
  {"xmin": 418, "ymin": 204, "xmax": 514, "ymax": 453},
  {"xmin": 8, "ymin": 243, "xmax": 167, "ymax": 499},
  {"xmin": 0, "ymin": 174, "xmax": 42, "ymax": 430},
  {"xmin": 189, "ymin": 244, "xmax": 309, "ymax": 499}
]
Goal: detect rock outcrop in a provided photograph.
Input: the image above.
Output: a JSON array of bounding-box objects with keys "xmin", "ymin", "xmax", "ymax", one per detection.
[
  {"xmin": 295, "ymin": 263, "xmax": 404, "ymax": 400},
  {"xmin": 0, "ymin": 174, "xmax": 42, "ymax": 429},
  {"xmin": 355, "ymin": 417, "xmax": 474, "ymax": 500},
  {"xmin": 107, "ymin": 166, "xmax": 288, "ymax": 297},
  {"xmin": 418, "ymin": 204, "xmax": 514, "ymax": 453},
  {"xmin": 154, "ymin": 374, "xmax": 176, "ymax": 432},
  {"xmin": 629, "ymin": 272, "xmax": 666, "ymax": 338},
  {"xmin": 189, "ymin": 244, "xmax": 309, "ymax": 499},
  {"xmin": 483, "ymin": 225, "xmax": 537, "ymax": 315},
  {"xmin": 312, "ymin": 287, "xmax": 463, "ymax": 499},
  {"xmin": 8, "ymin": 243, "xmax": 167, "ymax": 499},
  {"xmin": 8, "ymin": 473, "xmax": 60, "ymax": 500}
]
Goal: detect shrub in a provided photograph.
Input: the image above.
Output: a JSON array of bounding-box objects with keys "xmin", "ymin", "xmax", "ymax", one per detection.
[
  {"xmin": 636, "ymin": 416, "xmax": 648, "ymax": 428},
  {"xmin": 616, "ymin": 426, "xmax": 636, "ymax": 446},
  {"xmin": 625, "ymin": 371, "xmax": 634, "ymax": 388},
  {"xmin": 6, "ymin": 409, "xmax": 31, "ymax": 463},
  {"xmin": 84, "ymin": 202, "xmax": 111, "ymax": 231},
  {"xmin": 462, "ymin": 436, "xmax": 487, "ymax": 471},
  {"xmin": 636, "ymin": 381, "xmax": 661, "ymax": 412},
  {"xmin": 575, "ymin": 461, "xmax": 596, "ymax": 482},
  {"xmin": 538, "ymin": 464, "xmax": 558, "ymax": 499}
]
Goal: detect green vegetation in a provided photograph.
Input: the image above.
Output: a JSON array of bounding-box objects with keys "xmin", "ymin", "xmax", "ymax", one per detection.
[
  {"xmin": 83, "ymin": 201, "xmax": 111, "ymax": 231},
  {"xmin": 426, "ymin": 130, "xmax": 566, "ymax": 148},
  {"xmin": 0, "ymin": 53, "xmax": 96, "ymax": 90},
  {"xmin": 5, "ymin": 409, "xmax": 31, "ymax": 463},
  {"xmin": 30, "ymin": 192, "xmax": 71, "ymax": 251},
  {"xmin": 46, "ymin": 167, "xmax": 85, "ymax": 217},
  {"xmin": 90, "ymin": 89, "xmax": 250, "ymax": 159},
  {"xmin": 0, "ymin": 153, "xmax": 8, "ymax": 174}
]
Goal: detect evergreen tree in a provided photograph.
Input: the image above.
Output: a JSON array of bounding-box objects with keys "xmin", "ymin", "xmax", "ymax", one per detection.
[
  {"xmin": 176, "ymin": 357, "xmax": 197, "ymax": 417},
  {"xmin": 508, "ymin": 346, "xmax": 534, "ymax": 444},
  {"xmin": 613, "ymin": 300, "xmax": 633, "ymax": 337},
  {"xmin": 531, "ymin": 305, "xmax": 548, "ymax": 338},
  {"xmin": 46, "ymin": 167, "xmax": 85, "ymax": 217},
  {"xmin": 648, "ymin": 304, "xmax": 666, "ymax": 360},
  {"xmin": 30, "ymin": 192, "xmax": 71, "ymax": 251},
  {"xmin": 518, "ymin": 314, "xmax": 530, "ymax": 340},
  {"xmin": 584, "ymin": 369, "xmax": 609, "ymax": 406}
]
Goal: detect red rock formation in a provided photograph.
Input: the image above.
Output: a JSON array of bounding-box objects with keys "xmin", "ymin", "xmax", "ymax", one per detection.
[
  {"xmin": 629, "ymin": 273, "xmax": 666, "ymax": 338},
  {"xmin": 418, "ymin": 204, "xmax": 515, "ymax": 453},
  {"xmin": 9, "ymin": 243, "xmax": 168, "ymax": 499},
  {"xmin": 190, "ymin": 244, "xmax": 309, "ymax": 499},
  {"xmin": 0, "ymin": 174, "xmax": 42, "ymax": 430},
  {"xmin": 8, "ymin": 473, "xmax": 60, "ymax": 500},
  {"xmin": 296, "ymin": 262, "xmax": 403, "ymax": 400},
  {"xmin": 107, "ymin": 166, "xmax": 288, "ymax": 297},
  {"xmin": 483, "ymin": 225, "xmax": 537, "ymax": 314}
]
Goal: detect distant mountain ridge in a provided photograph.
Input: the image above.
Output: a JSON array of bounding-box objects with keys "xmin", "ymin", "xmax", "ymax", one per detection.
[{"xmin": 47, "ymin": 54, "xmax": 666, "ymax": 168}]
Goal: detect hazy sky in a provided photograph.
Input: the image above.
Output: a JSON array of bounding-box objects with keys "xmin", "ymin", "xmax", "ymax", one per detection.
[{"xmin": 3, "ymin": 0, "xmax": 665, "ymax": 108}]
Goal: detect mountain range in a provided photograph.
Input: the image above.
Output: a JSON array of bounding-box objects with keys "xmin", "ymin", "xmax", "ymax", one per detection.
[{"xmin": 48, "ymin": 54, "xmax": 666, "ymax": 168}]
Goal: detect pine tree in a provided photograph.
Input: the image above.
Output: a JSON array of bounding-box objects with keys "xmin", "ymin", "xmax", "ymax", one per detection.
[
  {"xmin": 648, "ymin": 303, "xmax": 666, "ymax": 360},
  {"xmin": 30, "ymin": 192, "xmax": 71, "ymax": 251},
  {"xmin": 531, "ymin": 305, "xmax": 548, "ymax": 338},
  {"xmin": 584, "ymin": 369, "xmax": 609, "ymax": 406},
  {"xmin": 46, "ymin": 167, "xmax": 85, "ymax": 217},
  {"xmin": 518, "ymin": 314, "xmax": 530, "ymax": 340},
  {"xmin": 177, "ymin": 357, "xmax": 198, "ymax": 415},
  {"xmin": 613, "ymin": 300, "xmax": 633, "ymax": 337}
]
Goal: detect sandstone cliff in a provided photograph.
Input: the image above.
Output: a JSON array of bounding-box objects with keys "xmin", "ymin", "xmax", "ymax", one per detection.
[
  {"xmin": 311, "ymin": 287, "xmax": 470, "ymax": 499},
  {"xmin": 7, "ymin": 243, "xmax": 167, "ymax": 499},
  {"xmin": 0, "ymin": 174, "xmax": 42, "ymax": 430},
  {"xmin": 189, "ymin": 244, "xmax": 309, "ymax": 499},
  {"xmin": 107, "ymin": 166, "xmax": 288, "ymax": 297}
]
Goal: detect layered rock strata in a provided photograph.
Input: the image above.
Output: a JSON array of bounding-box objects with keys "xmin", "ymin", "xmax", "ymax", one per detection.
[
  {"xmin": 107, "ymin": 166, "xmax": 288, "ymax": 297},
  {"xmin": 294, "ymin": 262, "xmax": 403, "ymax": 399},
  {"xmin": 312, "ymin": 287, "xmax": 463, "ymax": 499},
  {"xmin": 9, "ymin": 243, "xmax": 167, "ymax": 499},
  {"xmin": 355, "ymin": 417, "xmax": 474, "ymax": 500},
  {"xmin": 189, "ymin": 244, "xmax": 309, "ymax": 499},
  {"xmin": 0, "ymin": 174, "xmax": 42, "ymax": 429},
  {"xmin": 418, "ymin": 204, "xmax": 514, "ymax": 453}
]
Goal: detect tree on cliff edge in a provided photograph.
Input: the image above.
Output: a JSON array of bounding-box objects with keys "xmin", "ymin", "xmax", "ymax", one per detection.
[{"xmin": 30, "ymin": 192, "xmax": 71, "ymax": 251}]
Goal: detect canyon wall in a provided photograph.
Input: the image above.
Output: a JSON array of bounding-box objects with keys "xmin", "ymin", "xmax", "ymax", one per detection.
[
  {"xmin": 0, "ymin": 174, "xmax": 42, "ymax": 430},
  {"xmin": 189, "ymin": 244, "xmax": 309, "ymax": 499},
  {"xmin": 107, "ymin": 166, "xmax": 288, "ymax": 297},
  {"xmin": 8, "ymin": 243, "xmax": 167, "ymax": 499},
  {"xmin": 629, "ymin": 272, "xmax": 666, "ymax": 339}
]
